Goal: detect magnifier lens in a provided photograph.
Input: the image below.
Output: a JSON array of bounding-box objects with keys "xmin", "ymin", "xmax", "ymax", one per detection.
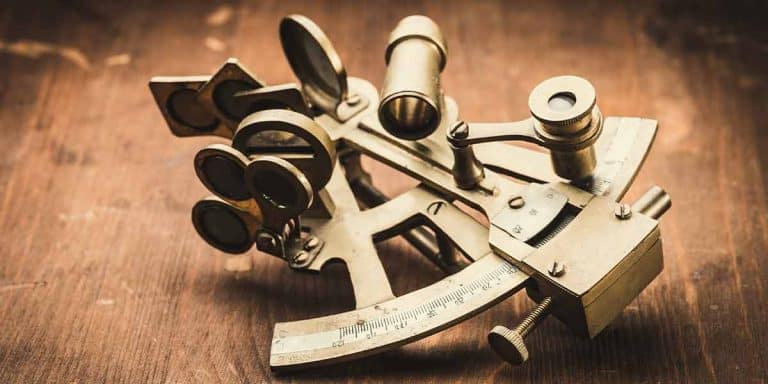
[{"xmin": 167, "ymin": 89, "xmax": 218, "ymax": 130}]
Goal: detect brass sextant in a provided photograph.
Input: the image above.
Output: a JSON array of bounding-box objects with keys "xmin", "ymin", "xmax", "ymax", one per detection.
[{"xmin": 149, "ymin": 14, "xmax": 670, "ymax": 371}]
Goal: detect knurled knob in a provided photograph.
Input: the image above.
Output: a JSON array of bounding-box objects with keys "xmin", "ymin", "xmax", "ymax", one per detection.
[
  {"xmin": 488, "ymin": 325, "xmax": 529, "ymax": 365},
  {"xmin": 488, "ymin": 297, "xmax": 552, "ymax": 365},
  {"xmin": 529, "ymin": 75, "xmax": 597, "ymax": 135}
]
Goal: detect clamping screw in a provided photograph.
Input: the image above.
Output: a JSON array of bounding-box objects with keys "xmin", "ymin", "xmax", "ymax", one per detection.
[
  {"xmin": 449, "ymin": 121, "xmax": 469, "ymax": 140},
  {"xmin": 614, "ymin": 203, "xmax": 632, "ymax": 220},
  {"xmin": 548, "ymin": 261, "xmax": 566, "ymax": 277},
  {"xmin": 488, "ymin": 297, "xmax": 553, "ymax": 365},
  {"xmin": 448, "ymin": 120, "xmax": 485, "ymax": 189}
]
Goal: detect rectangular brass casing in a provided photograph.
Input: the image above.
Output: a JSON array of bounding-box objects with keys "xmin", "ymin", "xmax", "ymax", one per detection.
[{"xmin": 522, "ymin": 196, "xmax": 663, "ymax": 338}]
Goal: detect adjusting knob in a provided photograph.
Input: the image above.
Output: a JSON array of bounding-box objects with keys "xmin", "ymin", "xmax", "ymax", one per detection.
[{"xmin": 488, "ymin": 296, "xmax": 553, "ymax": 365}]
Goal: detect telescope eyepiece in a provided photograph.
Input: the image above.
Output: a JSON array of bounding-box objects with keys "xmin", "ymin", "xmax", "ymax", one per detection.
[{"xmin": 379, "ymin": 16, "xmax": 447, "ymax": 140}]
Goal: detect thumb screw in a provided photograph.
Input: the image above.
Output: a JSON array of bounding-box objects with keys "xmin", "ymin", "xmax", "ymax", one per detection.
[{"xmin": 488, "ymin": 296, "xmax": 553, "ymax": 365}]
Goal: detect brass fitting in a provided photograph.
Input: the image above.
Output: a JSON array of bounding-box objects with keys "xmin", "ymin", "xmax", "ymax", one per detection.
[
  {"xmin": 529, "ymin": 76, "xmax": 603, "ymax": 181},
  {"xmin": 379, "ymin": 15, "xmax": 448, "ymax": 140},
  {"xmin": 447, "ymin": 121, "xmax": 485, "ymax": 189}
]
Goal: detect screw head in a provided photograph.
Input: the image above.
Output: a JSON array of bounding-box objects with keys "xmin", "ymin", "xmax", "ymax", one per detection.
[
  {"xmin": 488, "ymin": 326, "xmax": 529, "ymax": 365},
  {"xmin": 508, "ymin": 196, "xmax": 525, "ymax": 209},
  {"xmin": 449, "ymin": 121, "xmax": 469, "ymax": 140},
  {"xmin": 615, "ymin": 203, "xmax": 632, "ymax": 220},
  {"xmin": 346, "ymin": 93, "xmax": 361, "ymax": 106},
  {"xmin": 256, "ymin": 232, "xmax": 277, "ymax": 252},
  {"xmin": 304, "ymin": 236, "xmax": 320, "ymax": 251},
  {"xmin": 293, "ymin": 250, "xmax": 310, "ymax": 264},
  {"xmin": 548, "ymin": 261, "xmax": 566, "ymax": 277},
  {"xmin": 426, "ymin": 201, "xmax": 445, "ymax": 215}
]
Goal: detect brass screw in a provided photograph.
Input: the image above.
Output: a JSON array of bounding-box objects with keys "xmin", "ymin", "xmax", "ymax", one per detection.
[
  {"xmin": 488, "ymin": 297, "xmax": 553, "ymax": 365},
  {"xmin": 427, "ymin": 201, "xmax": 445, "ymax": 215},
  {"xmin": 614, "ymin": 203, "xmax": 632, "ymax": 220},
  {"xmin": 346, "ymin": 93, "xmax": 361, "ymax": 106},
  {"xmin": 293, "ymin": 250, "xmax": 310, "ymax": 264},
  {"xmin": 449, "ymin": 121, "xmax": 469, "ymax": 140},
  {"xmin": 548, "ymin": 261, "xmax": 566, "ymax": 277},
  {"xmin": 256, "ymin": 232, "xmax": 277, "ymax": 252},
  {"xmin": 304, "ymin": 236, "xmax": 320, "ymax": 251},
  {"xmin": 508, "ymin": 196, "xmax": 525, "ymax": 209}
]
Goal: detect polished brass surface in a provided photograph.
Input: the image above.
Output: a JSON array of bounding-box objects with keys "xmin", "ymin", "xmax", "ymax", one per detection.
[{"xmin": 149, "ymin": 13, "xmax": 670, "ymax": 373}]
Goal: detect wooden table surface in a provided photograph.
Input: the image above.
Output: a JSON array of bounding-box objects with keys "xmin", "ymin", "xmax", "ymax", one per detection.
[{"xmin": 0, "ymin": 1, "xmax": 766, "ymax": 382}]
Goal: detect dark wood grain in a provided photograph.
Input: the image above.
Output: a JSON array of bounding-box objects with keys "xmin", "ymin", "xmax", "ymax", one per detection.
[{"xmin": 0, "ymin": 0, "xmax": 766, "ymax": 382}]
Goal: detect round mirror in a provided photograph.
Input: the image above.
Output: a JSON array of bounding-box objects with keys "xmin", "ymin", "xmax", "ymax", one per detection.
[{"xmin": 280, "ymin": 15, "xmax": 347, "ymax": 111}]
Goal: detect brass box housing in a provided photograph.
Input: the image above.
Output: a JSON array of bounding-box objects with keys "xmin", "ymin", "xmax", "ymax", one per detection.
[{"xmin": 522, "ymin": 196, "xmax": 663, "ymax": 338}]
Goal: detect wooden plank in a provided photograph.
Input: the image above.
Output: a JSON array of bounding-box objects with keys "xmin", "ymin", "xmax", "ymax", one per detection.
[{"xmin": 0, "ymin": 0, "xmax": 765, "ymax": 382}]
